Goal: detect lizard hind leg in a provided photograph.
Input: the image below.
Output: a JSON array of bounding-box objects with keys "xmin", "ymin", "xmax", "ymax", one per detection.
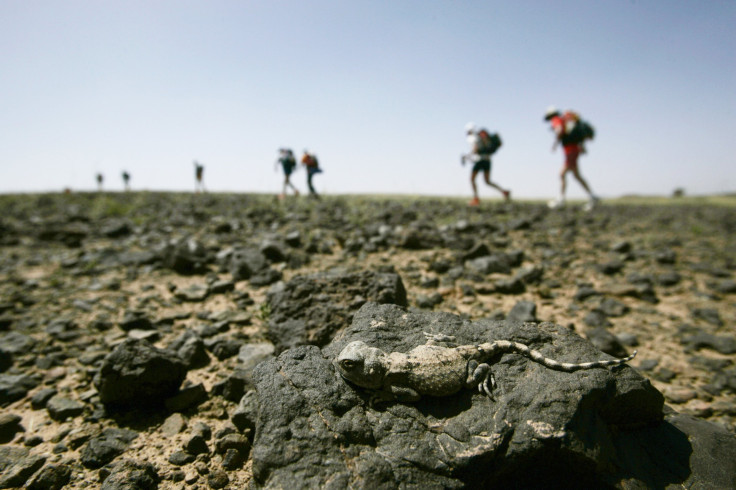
[{"xmin": 467, "ymin": 360, "xmax": 496, "ymax": 399}]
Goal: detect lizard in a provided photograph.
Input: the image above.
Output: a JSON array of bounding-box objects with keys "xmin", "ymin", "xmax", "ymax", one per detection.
[{"xmin": 334, "ymin": 332, "xmax": 636, "ymax": 404}]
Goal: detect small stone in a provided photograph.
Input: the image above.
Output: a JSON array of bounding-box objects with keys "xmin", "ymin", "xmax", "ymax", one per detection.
[
  {"xmin": 26, "ymin": 462, "xmax": 72, "ymax": 490},
  {"xmin": 207, "ymin": 469, "xmax": 229, "ymax": 489},
  {"xmin": 46, "ymin": 395, "xmax": 85, "ymax": 421},
  {"xmin": 185, "ymin": 434, "xmax": 209, "ymax": 455},
  {"xmin": 169, "ymin": 450, "xmax": 195, "ymax": 466},
  {"xmin": 161, "ymin": 413, "xmax": 187, "ymax": 437},
  {"xmin": 30, "ymin": 388, "xmax": 57, "ymax": 409},
  {"xmin": 663, "ymin": 387, "xmax": 697, "ymax": 404},
  {"xmin": 0, "ymin": 413, "xmax": 23, "ymax": 443}
]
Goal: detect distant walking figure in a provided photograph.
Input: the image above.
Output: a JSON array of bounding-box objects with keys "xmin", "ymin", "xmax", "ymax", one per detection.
[
  {"xmin": 194, "ymin": 161, "xmax": 205, "ymax": 193},
  {"xmin": 122, "ymin": 171, "xmax": 131, "ymax": 192},
  {"xmin": 96, "ymin": 173, "xmax": 104, "ymax": 192},
  {"xmin": 545, "ymin": 107, "xmax": 599, "ymax": 211},
  {"xmin": 276, "ymin": 148, "xmax": 299, "ymax": 199},
  {"xmin": 462, "ymin": 123, "xmax": 510, "ymax": 206},
  {"xmin": 301, "ymin": 150, "xmax": 322, "ymax": 198}
]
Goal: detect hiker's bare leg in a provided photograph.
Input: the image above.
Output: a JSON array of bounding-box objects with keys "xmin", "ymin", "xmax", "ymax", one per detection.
[
  {"xmin": 571, "ymin": 168, "xmax": 593, "ymax": 196},
  {"xmin": 559, "ymin": 167, "xmax": 569, "ymax": 199},
  {"xmin": 484, "ymin": 171, "xmax": 506, "ymax": 195},
  {"xmin": 470, "ymin": 170, "xmax": 480, "ymax": 199}
]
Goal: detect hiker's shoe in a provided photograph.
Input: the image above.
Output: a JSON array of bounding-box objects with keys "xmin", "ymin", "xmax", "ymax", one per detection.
[
  {"xmin": 502, "ymin": 190, "xmax": 511, "ymax": 202},
  {"xmin": 469, "ymin": 197, "xmax": 480, "ymax": 206},
  {"xmin": 583, "ymin": 196, "xmax": 600, "ymax": 212},
  {"xmin": 548, "ymin": 198, "xmax": 565, "ymax": 209}
]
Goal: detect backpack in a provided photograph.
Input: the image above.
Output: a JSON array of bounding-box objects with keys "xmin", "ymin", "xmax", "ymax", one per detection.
[
  {"xmin": 476, "ymin": 129, "xmax": 502, "ymax": 156},
  {"xmin": 561, "ymin": 119, "xmax": 595, "ymax": 146}
]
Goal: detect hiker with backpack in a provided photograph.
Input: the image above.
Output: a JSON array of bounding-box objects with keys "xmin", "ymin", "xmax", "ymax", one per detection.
[
  {"xmin": 301, "ymin": 149, "xmax": 322, "ymax": 199},
  {"xmin": 276, "ymin": 148, "xmax": 299, "ymax": 199},
  {"xmin": 462, "ymin": 123, "xmax": 511, "ymax": 206},
  {"xmin": 544, "ymin": 107, "xmax": 599, "ymax": 211}
]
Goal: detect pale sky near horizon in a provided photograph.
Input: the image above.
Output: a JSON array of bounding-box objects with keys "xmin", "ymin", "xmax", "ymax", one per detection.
[{"xmin": 2, "ymin": 0, "xmax": 734, "ymax": 198}]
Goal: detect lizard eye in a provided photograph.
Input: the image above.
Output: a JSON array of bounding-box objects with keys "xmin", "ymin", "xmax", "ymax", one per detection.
[{"xmin": 340, "ymin": 359, "xmax": 356, "ymax": 370}]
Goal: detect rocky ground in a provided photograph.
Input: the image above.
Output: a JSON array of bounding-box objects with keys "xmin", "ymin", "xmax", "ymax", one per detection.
[{"xmin": 0, "ymin": 192, "xmax": 734, "ymax": 488}]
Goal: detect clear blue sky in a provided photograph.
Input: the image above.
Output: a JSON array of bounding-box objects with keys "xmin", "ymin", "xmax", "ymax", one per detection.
[{"xmin": 2, "ymin": 0, "xmax": 734, "ymax": 198}]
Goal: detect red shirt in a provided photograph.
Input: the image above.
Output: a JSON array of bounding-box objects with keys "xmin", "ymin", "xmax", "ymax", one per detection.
[{"xmin": 550, "ymin": 114, "xmax": 580, "ymax": 154}]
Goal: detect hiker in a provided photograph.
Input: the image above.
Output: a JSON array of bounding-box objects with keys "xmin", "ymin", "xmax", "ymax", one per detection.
[
  {"xmin": 122, "ymin": 171, "xmax": 131, "ymax": 191},
  {"xmin": 276, "ymin": 148, "xmax": 299, "ymax": 198},
  {"xmin": 544, "ymin": 107, "xmax": 599, "ymax": 211},
  {"xmin": 301, "ymin": 150, "xmax": 322, "ymax": 198},
  {"xmin": 194, "ymin": 161, "xmax": 205, "ymax": 193},
  {"xmin": 96, "ymin": 173, "xmax": 104, "ymax": 192},
  {"xmin": 462, "ymin": 123, "xmax": 510, "ymax": 206}
]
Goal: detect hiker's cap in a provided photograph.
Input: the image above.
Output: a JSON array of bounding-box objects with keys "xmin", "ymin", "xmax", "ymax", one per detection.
[
  {"xmin": 544, "ymin": 106, "xmax": 559, "ymax": 121},
  {"xmin": 465, "ymin": 122, "xmax": 476, "ymax": 133}
]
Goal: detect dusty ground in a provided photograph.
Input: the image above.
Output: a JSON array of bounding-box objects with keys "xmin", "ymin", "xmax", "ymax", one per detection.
[{"xmin": 0, "ymin": 192, "xmax": 734, "ymax": 488}]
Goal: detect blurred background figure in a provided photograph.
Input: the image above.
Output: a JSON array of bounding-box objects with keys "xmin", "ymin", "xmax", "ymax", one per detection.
[
  {"xmin": 301, "ymin": 149, "xmax": 322, "ymax": 199},
  {"xmin": 276, "ymin": 148, "xmax": 299, "ymax": 199},
  {"xmin": 462, "ymin": 122, "xmax": 510, "ymax": 206},
  {"xmin": 544, "ymin": 106, "xmax": 599, "ymax": 211},
  {"xmin": 96, "ymin": 173, "xmax": 104, "ymax": 192},
  {"xmin": 122, "ymin": 171, "xmax": 131, "ymax": 191},
  {"xmin": 194, "ymin": 160, "xmax": 206, "ymax": 193}
]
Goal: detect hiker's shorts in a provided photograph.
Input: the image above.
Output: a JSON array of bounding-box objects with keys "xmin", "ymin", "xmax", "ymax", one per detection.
[{"xmin": 472, "ymin": 159, "xmax": 491, "ymax": 173}]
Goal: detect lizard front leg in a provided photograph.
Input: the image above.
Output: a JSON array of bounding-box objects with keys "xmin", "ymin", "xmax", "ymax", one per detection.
[{"xmin": 466, "ymin": 360, "xmax": 496, "ymax": 399}]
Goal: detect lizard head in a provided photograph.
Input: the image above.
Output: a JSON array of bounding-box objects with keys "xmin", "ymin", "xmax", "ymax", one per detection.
[{"xmin": 334, "ymin": 341, "xmax": 387, "ymax": 390}]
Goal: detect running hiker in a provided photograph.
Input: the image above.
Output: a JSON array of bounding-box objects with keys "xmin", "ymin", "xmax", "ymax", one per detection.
[
  {"xmin": 276, "ymin": 148, "xmax": 299, "ymax": 198},
  {"xmin": 544, "ymin": 107, "xmax": 599, "ymax": 211},
  {"xmin": 462, "ymin": 122, "xmax": 510, "ymax": 206}
]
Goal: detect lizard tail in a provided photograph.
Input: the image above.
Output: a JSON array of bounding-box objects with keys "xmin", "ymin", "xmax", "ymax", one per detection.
[{"xmin": 490, "ymin": 340, "xmax": 636, "ymax": 372}]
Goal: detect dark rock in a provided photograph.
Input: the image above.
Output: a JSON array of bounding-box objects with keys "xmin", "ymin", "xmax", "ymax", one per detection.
[
  {"xmin": 0, "ymin": 331, "xmax": 37, "ymax": 355},
  {"xmin": 655, "ymin": 248, "xmax": 677, "ymax": 264},
  {"xmin": 175, "ymin": 283, "xmax": 209, "ymax": 302},
  {"xmin": 30, "ymin": 388, "xmax": 57, "ymax": 410},
  {"xmin": 162, "ymin": 237, "xmax": 210, "ymax": 275},
  {"xmin": 229, "ymin": 247, "xmax": 268, "ymax": 281},
  {"xmin": 585, "ymin": 327, "xmax": 630, "ymax": 358},
  {"xmin": 598, "ymin": 297, "xmax": 629, "ymax": 317},
  {"xmin": 465, "ymin": 254, "xmax": 512, "ymax": 275},
  {"xmin": 493, "ymin": 277, "xmax": 525, "ymax": 294},
  {"xmin": 80, "ymin": 428, "xmax": 138, "ymax": 469},
  {"xmin": 222, "ymin": 448, "xmax": 245, "ymax": 470},
  {"xmin": 0, "ymin": 413, "xmax": 23, "ymax": 443},
  {"xmin": 231, "ymin": 390, "xmax": 259, "ymax": 434},
  {"xmin": 237, "ymin": 343, "xmax": 275, "ymax": 372},
  {"xmin": 574, "ymin": 286, "xmax": 599, "ymax": 301},
  {"xmin": 45, "ymin": 395, "xmax": 85, "ymax": 421},
  {"xmin": 416, "ymin": 292, "xmax": 443, "ymax": 309},
  {"xmin": 506, "ymin": 300, "xmax": 537, "ymax": 323},
  {"xmin": 583, "ymin": 309, "xmax": 612, "ymax": 328},
  {"xmin": 211, "ymin": 368, "xmax": 250, "ymax": 403},
  {"xmin": 168, "ymin": 331, "xmax": 210, "ymax": 369},
  {"xmin": 100, "ymin": 459, "xmax": 159, "ymax": 490},
  {"xmin": 266, "ymin": 269, "xmax": 407, "ymax": 352},
  {"xmin": 611, "ymin": 241, "xmax": 632, "ymax": 253},
  {"xmin": 26, "ymin": 462, "xmax": 72, "ymax": 490},
  {"xmin": 169, "ymin": 450, "xmax": 195, "ymax": 466},
  {"xmin": 597, "ymin": 259, "xmax": 624, "ymax": 275},
  {"xmin": 657, "ymin": 270, "xmax": 682, "ymax": 286},
  {"xmin": 260, "ymin": 239, "xmax": 289, "ymax": 263},
  {"xmin": 118, "ymin": 310, "xmax": 153, "ymax": 332},
  {"xmin": 515, "ymin": 265, "xmax": 544, "ymax": 285},
  {"xmin": 207, "ymin": 469, "xmax": 229, "ymax": 489},
  {"xmin": 249, "ymin": 267, "xmax": 282, "ymax": 287},
  {"xmin": 0, "ymin": 446, "xmax": 46, "ymax": 489},
  {"xmin": 207, "ymin": 337, "xmax": 243, "ymax": 361},
  {"xmin": 0, "ymin": 347, "xmax": 11, "ymax": 373},
  {"xmin": 100, "ymin": 219, "xmax": 132, "ymax": 238},
  {"xmin": 165, "ymin": 383, "xmax": 208, "ymax": 412},
  {"xmin": 215, "ymin": 433, "xmax": 249, "ymax": 457},
  {"xmin": 184, "ymin": 434, "xmax": 209, "ymax": 456},
  {"xmin": 0, "ymin": 374, "xmax": 39, "ymax": 405},
  {"xmin": 682, "ymin": 330, "xmax": 736, "ymax": 354},
  {"xmin": 93, "ymin": 338, "xmax": 187, "ymax": 409},
  {"xmin": 251, "ymin": 302, "xmax": 664, "ymax": 488},
  {"xmin": 712, "ymin": 279, "xmax": 736, "ymax": 294},
  {"xmin": 690, "ymin": 307, "xmax": 723, "ymax": 327}
]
